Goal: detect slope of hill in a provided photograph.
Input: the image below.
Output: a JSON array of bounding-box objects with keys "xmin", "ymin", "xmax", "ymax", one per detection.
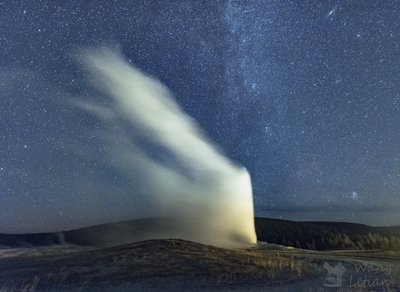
[
  {"xmin": 1, "ymin": 238, "xmax": 399, "ymax": 291},
  {"xmin": 0, "ymin": 239, "xmax": 311, "ymax": 291}
]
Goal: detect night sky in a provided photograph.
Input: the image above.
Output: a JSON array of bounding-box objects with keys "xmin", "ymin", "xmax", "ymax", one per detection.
[{"xmin": 1, "ymin": 0, "xmax": 400, "ymax": 233}]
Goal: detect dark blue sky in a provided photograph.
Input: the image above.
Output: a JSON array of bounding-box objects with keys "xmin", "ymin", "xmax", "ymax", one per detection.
[{"xmin": 1, "ymin": 0, "xmax": 400, "ymax": 232}]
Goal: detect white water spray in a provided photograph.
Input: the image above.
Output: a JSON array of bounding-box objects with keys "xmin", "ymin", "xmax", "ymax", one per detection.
[{"xmin": 74, "ymin": 47, "xmax": 257, "ymax": 247}]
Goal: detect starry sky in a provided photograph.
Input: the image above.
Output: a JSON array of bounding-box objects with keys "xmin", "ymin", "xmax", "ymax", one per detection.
[{"xmin": 1, "ymin": 0, "xmax": 400, "ymax": 232}]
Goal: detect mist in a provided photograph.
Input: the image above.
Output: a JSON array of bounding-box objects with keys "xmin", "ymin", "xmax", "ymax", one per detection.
[{"xmin": 65, "ymin": 47, "xmax": 256, "ymax": 247}]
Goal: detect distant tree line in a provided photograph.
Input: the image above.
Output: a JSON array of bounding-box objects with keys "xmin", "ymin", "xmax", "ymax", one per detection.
[
  {"xmin": 255, "ymin": 217, "xmax": 400, "ymax": 251},
  {"xmin": 275, "ymin": 232, "xmax": 400, "ymax": 250}
]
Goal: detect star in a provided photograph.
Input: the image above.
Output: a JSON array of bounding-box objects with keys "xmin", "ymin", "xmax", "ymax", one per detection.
[{"xmin": 326, "ymin": 6, "xmax": 337, "ymax": 18}]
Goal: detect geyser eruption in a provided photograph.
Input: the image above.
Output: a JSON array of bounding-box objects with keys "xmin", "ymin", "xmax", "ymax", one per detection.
[{"xmin": 75, "ymin": 48, "xmax": 257, "ymax": 247}]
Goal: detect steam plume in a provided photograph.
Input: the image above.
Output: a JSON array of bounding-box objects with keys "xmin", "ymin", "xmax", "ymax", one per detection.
[{"xmin": 75, "ymin": 47, "xmax": 257, "ymax": 247}]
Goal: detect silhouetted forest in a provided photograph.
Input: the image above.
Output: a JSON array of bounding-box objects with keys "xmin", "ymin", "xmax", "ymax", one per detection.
[{"xmin": 255, "ymin": 217, "xmax": 400, "ymax": 250}]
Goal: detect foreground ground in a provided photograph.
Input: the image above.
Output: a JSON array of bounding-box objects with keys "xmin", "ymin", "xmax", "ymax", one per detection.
[{"xmin": 0, "ymin": 239, "xmax": 399, "ymax": 291}]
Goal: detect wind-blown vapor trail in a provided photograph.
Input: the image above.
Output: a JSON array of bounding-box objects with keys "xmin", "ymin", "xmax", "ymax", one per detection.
[{"xmin": 74, "ymin": 47, "xmax": 257, "ymax": 247}]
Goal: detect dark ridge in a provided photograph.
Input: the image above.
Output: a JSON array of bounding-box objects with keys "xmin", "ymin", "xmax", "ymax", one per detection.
[
  {"xmin": 0, "ymin": 232, "xmax": 65, "ymax": 248},
  {"xmin": 1, "ymin": 217, "xmax": 400, "ymax": 250}
]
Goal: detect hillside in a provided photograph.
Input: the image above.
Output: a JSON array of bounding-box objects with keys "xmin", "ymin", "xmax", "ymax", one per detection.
[{"xmin": 0, "ymin": 239, "xmax": 311, "ymax": 290}]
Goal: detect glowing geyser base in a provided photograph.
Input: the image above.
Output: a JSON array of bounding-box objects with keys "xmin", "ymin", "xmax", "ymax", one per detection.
[{"xmin": 76, "ymin": 48, "xmax": 257, "ymax": 247}]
